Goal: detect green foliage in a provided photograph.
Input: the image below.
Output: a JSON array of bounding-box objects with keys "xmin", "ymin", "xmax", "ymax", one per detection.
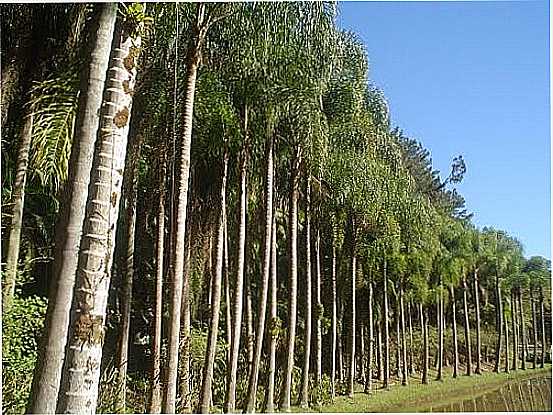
[{"xmin": 2, "ymin": 295, "xmax": 48, "ymax": 414}]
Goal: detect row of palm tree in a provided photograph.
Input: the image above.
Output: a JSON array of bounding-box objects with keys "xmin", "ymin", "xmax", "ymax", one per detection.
[{"xmin": 1, "ymin": 3, "xmax": 550, "ymax": 414}]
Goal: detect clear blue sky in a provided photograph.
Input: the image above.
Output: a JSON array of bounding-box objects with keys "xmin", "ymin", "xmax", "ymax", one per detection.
[{"xmin": 338, "ymin": 0, "xmax": 550, "ymax": 259}]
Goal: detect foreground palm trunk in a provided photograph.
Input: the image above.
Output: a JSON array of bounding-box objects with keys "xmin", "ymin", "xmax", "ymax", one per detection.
[
  {"xmin": 116, "ymin": 126, "xmax": 143, "ymax": 413},
  {"xmin": 163, "ymin": 5, "xmax": 206, "ymax": 412},
  {"xmin": 511, "ymin": 289, "xmax": 518, "ymax": 372},
  {"xmin": 198, "ymin": 152, "xmax": 228, "ymax": 413},
  {"xmin": 407, "ymin": 301, "xmax": 414, "ymax": 375},
  {"xmin": 494, "ymin": 273, "xmax": 503, "ymax": 373},
  {"xmin": 331, "ymin": 237, "xmax": 337, "ymax": 399},
  {"xmin": 474, "ymin": 268, "xmax": 482, "ymax": 374},
  {"xmin": 299, "ymin": 176, "xmax": 312, "ymax": 408},
  {"xmin": 531, "ymin": 287, "xmax": 538, "ymax": 369},
  {"xmin": 280, "ymin": 147, "xmax": 301, "ymax": 412},
  {"xmin": 28, "ymin": 7, "xmax": 117, "ymax": 412},
  {"xmin": 437, "ymin": 279, "xmax": 444, "ymax": 381},
  {"xmin": 315, "ymin": 228, "xmax": 323, "ymax": 386},
  {"xmin": 348, "ymin": 243, "xmax": 356, "ymax": 398},
  {"xmin": 518, "ymin": 289, "xmax": 527, "ymax": 369},
  {"xmin": 265, "ymin": 211, "xmax": 278, "ymax": 413},
  {"xmin": 364, "ymin": 276, "xmax": 373, "ymax": 394},
  {"xmin": 400, "ymin": 285, "xmax": 408, "ymax": 386},
  {"xmin": 449, "ymin": 285, "xmax": 459, "ymax": 378},
  {"xmin": 383, "ymin": 258, "xmax": 390, "ymax": 389},
  {"xmin": 504, "ymin": 303, "xmax": 510, "ymax": 373},
  {"xmin": 3, "ymin": 109, "xmax": 33, "ymax": 306},
  {"xmin": 539, "ymin": 287, "xmax": 546, "ymax": 369},
  {"xmin": 245, "ymin": 134, "xmax": 274, "ymax": 413},
  {"xmin": 420, "ymin": 303, "xmax": 429, "ymax": 384},
  {"xmin": 148, "ymin": 151, "xmax": 166, "ymax": 414},
  {"xmin": 225, "ymin": 109, "xmax": 248, "ymax": 413},
  {"xmin": 462, "ymin": 276, "xmax": 472, "ymax": 376},
  {"xmin": 56, "ymin": 17, "xmax": 140, "ymax": 413}
]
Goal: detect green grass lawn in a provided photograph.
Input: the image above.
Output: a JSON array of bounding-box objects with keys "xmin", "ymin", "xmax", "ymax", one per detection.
[{"xmin": 291, "ymin": 364, "xmax": 552, "ymax": 413}]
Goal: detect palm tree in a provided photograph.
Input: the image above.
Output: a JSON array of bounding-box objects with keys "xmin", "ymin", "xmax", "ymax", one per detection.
[{"xmin": 56, "ymin": 11, "xmax": 142, "ymax": 412}]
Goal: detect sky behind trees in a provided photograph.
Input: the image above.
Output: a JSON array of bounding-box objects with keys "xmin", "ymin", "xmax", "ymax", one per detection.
[{"xmin": 338, "ymin": 0, "xmax": 550, "ymax": 259}]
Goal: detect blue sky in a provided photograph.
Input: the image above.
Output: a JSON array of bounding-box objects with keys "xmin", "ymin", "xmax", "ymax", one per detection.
[{"xmin": 338, "ymin": 0, "xmax": 550, "ymax": 259}]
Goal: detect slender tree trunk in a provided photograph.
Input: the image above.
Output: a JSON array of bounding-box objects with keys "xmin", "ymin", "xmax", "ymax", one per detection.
[
  {"xmin": 400, "ymin": 285, "xmax": 408, "ymax": 386},
  {"xmin": 163, "ymin": 5, "xmax": 206, "ymax": 412},
  {"xmin": 519, "ymin": 288, "xmax": 527, "ymax": 370},
  {"xmin": 179, "ymin": 214, "xmax": 193, "ymax": 414},
  {"xmin": 421, "ymin": 303, "xmax": 429, "ymax": 385},
  {"xmin": 3, "ymin": 108, "xmax": 33, "ymax": 306},
  {"xmin": 198, "ymin": 151, "xmax": 228, "ymax": 414},
  {"xmin": 338, "ymin": 298, "xmax": 344, "ymax": 383},
  {"xmin": 265, "ymin": 208, "xmax": 278, "ymax": 413},
  {"xmin": 437, "ymin": 279, "xmax": 444, "ymax": 381},
  {"xmin": 408, "ymin": 301, "xmax": 414, "ymax": 375},
  {"xmin": 383, "ymin": 258, "xmax": 390, "ymax": 389},
  {"xmin": 56, "ymin": 18, "xmax": 140, "ymax": 413},
  {"xmin": 494, "ymin": 273, "xmax": 503, "ymax": 373},
  {"xmin": 531, "ymin": 287, "xmax": 538, "ymax": 369},
  {"xmin": 395, "ymin": 298, "xmax": 400, "ymax": 378},
  {"xmin": 148, "ymin": 151, "xmax": 166, "ymax": 414},
  {"xmin": 540, "ymin": 287, "xmax": 546, "ymax": 369},
  {"xmin": 225, "ymin": 109, "xmax": 248, "ymax": 413},
  {"xmin": 299, "ymin": 176, "xmax": 312, "ymax": 408},
  {"xmin": 224, "ymin": 213, "xmax": 231, "ymax": 362},
  {"xmin": 511, "ymin": 289, "xmax": 518, "ymax": 372},
  {"xmin": 365, "ymin": 278, "xmax": 373, "ymax": 394},
  {"xmin": 474, "ymin": 269, "xmax": 482, "ymax": 374},
  {"xmin": 280, "ymin": 147, "xmax": 301, "ymax": 412},
  {"xmin": 331, "ymin": 236, "xmax": 337, "ymax": 399},
  {"xmin": 504, "ymin": 301, "xmax": 510, "ymax": 373},
  {"xmin": 449, "ymin": 285, "xmax": 459, "ymax": 379},
  {"xmin": 462, "ymin": 276, "xmax": 472, "ymax": 376},
  {"xmin": 245, "ymin": 133, "xmax": 274, "ymax": 413},
  {"xmin": 245, "ymin": 275, "xmax": 254, "ymax": 370},
  {"xmin": 359, "ymin": 324, "xmax": 365, "ymax": 384},
  {"xmin": 315, "ymin": 228, "xmax": 322, "ymax": 386},
  {"xmin": 116, "ymin": 127, "xmax": 143, "ymax": 413},
  {"xmin": 377, "ymin": 318, "xmax": 383, "ymax": 382},
  {"xmin": 348, "ymin": 235, "xmax": 356, "ymax": 398}
]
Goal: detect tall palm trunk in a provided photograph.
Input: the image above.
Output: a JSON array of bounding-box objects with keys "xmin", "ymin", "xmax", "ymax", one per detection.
[
  {"xmin": 299, "ymin": 175, "xmax": 312, "ymax": 408},
  {"xmin": 245, "ymin": 134, "xmax": 274, "ymax": 413},
  {"xmin": 421, "ymin": 303, "xmax": 429, "ymax": 385},
  {"xmin": 462, "ymin": 276, "xmax": 472, "ymax": 376},
  {"xmin": 494, "ymin": 273, "xmax": 503, "ymax": 373},
  {"xmin": 315, "ymin": 228, "xmax": 323, "ymax": 386},
  {"xmin": 511, "ymin": 289, "xmax": 518, "ymax": 372},
  {"xmin": 163, "ymin": 5, "xmax": 207, "ymax": 412},
  {"xmin": 518, "ymin": 288, "xmax": 527, "ymax": 370},
  {"xmin": 225, "ymin": 109, "xmax": 248, "ymax": 413},
  {"xmin": 400, "ymin": 285, "xmax": 408, "ymax": 386},
  {"xmin": 408, "ymin": 301, "xmax": 414, "ymax": 375},
  {"xmin": 449, "ymin": 285, "xmax": 459, "ymax": 378},
  {"xmin": 246, "ymin": 276, "xmax": 254, "ymax": 371},
  {"xmin": 56, "ymin": 18, "xmax": 141, "ymax": 413},
  {"xmin": 280, "ymin": 147, "xmax": 301, "ymax": 412},
  {"xmin": 198, "ymin": 151, "xmax": 228, "ymax": 413},
  {"xmin": 148, "ymin": 151, "xmax": 166, "ymax": 414},
  {"xmin": 338, "ymin": 298, "xmax": 344, "ymax": 383},
  {"xmin": 539, "ymin": 287, "xmax": 546, "ymax": 369},
  {"xmin": 116, "ymin": 127, "xmax": 144, "ymax": 413},
  {"xmin": 223, "ymin": 213, "xmax": 231, "ymax": 362},
  {"xmin": 395, "ymin": 298, "xmax": 401, "ymax": 377},
  {"xmin": 265, "ymin": 209, "xmax": 278, "ymax": 413},
  {"xmin": 3, "ymin": 108, "xmax": 33, "ymax": 306},
  {"xmin": 377, "ymin": 317, "xmax": 383, "ymax": 382},
  {"xmin": 504, "ymin": 302, "xmax": 510, "ymax": 373},
  {"xmin": 531, "ymin": 287, "xmax": 538, "ymax": 369},
  {"xmin": 474, "ymin": 268, "xmax": 482, "ymax": 374},
  {"xmin": 437, "ymin": 279, "xmax": 444, "ymax": 381},
  {"xmin": 348, "ymin": 247, "xmax": 356, "ymax": 398},
  {"xmin": 179, "ymin": 219, "xmax": 193, "ymax": 414},
  {"xmin": 364, "ymin": 277, "xmax": 373, "ymax": 394},
  {"xmin": 331, "ymin": 236, "xmax": 337, "ymax": 399},
  {"xmin": 383, "ymin": 258, "xmax": 390, "ymax": 389}
]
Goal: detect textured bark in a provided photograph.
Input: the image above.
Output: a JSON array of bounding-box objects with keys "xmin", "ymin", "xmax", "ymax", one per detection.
[
  {"xmin": 223, "ymin": 214, "xmax": 231, "ymax": 363},
  {"xmin": 511, "ymin": 290, "xmax": 518, "ymax": 372},
  {"xmin": 163, "ymin": 5, "xmax": 206, "ymax": 412},
  {"xmin": 148, "ymin": 152, "xmax": 166, "ymax": 414},
  {"xmin": 265, "ymin": 211, "xmax": 278, "ymax": 413},
  {"xmin": 314, "ymin": 228, "xmax": 322, "ymax": 385},
  {"xmin": 449, "ymin": 285, "xmax": 459, "ymax": 378},
  {"xmin": 245, "ymin": 134, "xmax": 274, "ymax": 413},
  {"xmin": 299, "ymin": 176, "xmax": 312, "ymax": 408},
  {"xmin": 474, "ymin": 269, "xmax": 482, "ymax": 374},
  {"xmin": 330, "ymin": 237, "xmax": 337, "ymax": 399},
  {"xmin": 29, "ymin": 8, "xmax": 117, "ymax": 410},
  {"xmin": 280, "ymin": 147, "xmax": 300, "ymax": 412},
  {"xmin": 531, "ymin": 287, "xmax": 538, "ymax": 369},
  {"xmin": 56, "ymin": 18, "xmax": 140, "ymax": 413},
  {"xmin": 407, "ymin": 301, "xmax": 414, "ymax": 375},
  {"xmin": 395, "ymin": 298, "xmax": 400, "ymax": 377},
  {"xmin": 3, "ymin": 108, "xmax": 33, "ymax": 306},
  {"xmin": 364, "ymin": 277, "xmax": 373, "ymax": 394},
  {"xmin": 245, "ymin": 277, "xmax": 254, "ymax": 371},
  {"xmin": 494, "ymin": 274, "xmax": 503, "ymax": 373},
  {"xmin": 179, "ymin": 215, "xmax": 193, "ymax": 414},
  {"xmin": 198, "ymin": 152, "xmax": 228, "ymax": 414},
  {"xmin": 360, "ymin": 323, "xmax": 366, "ymax": 385},
  {"xmin": 116, "ymin": 127, "xmax": 144, "ymax": 413},
  {"xmin": 383, "ymin": 258, "xmax": 390, "ymax": 389},
  {"xmin": 400, "ymin": 286, "xmax": 408, "ymax": 386},
  {"xmin": 462, "ymin": 276, "xmax": 472, "ymax": 376},
  {"xmin": 224, "ymin": 109, "xmax": 248, "ymax": 413},
  {"xmin": 377, "ymin": 319, "xmax": 383, "ymax": 382},
  {"xmin": 518, "ymin": 289, "xmax": 527, "ymax": 370},
  {"xmin": 504, "ymin": 301, "xmax": 510, "ymax": 373},
  {"xmin": 540, "ymin": 287, "xmax": 546, "ymax": 369},
  {"xmin": 421, "ymin": 303, "xmax": 428, "ymax": 385},
  {"xmin": 348, "ymin": 248, "xmax": 356, "ymax": 398}
]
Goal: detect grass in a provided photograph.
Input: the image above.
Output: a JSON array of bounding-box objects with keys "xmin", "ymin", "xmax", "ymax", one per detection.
[{"xmin": 291, "ymin": 364, "xmax": 552, "ymax": 413}]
